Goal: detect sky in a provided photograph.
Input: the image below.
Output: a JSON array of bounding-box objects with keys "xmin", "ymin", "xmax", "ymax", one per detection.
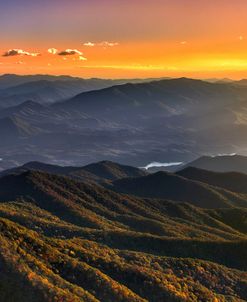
[{"xmin": 1, "ymin": 0, "xmax": 247, "ymax": 79}]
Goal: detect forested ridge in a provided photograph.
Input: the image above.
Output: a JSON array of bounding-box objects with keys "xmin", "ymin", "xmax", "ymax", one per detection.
[{"xmin": 0, "ymin": 166, "xmax": 246, "ymax": 301}]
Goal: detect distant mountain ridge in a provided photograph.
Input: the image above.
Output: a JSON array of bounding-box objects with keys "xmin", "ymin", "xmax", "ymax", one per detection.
[
  {"xmin": 56, "ymin": 77, "xmax": 247, "ymax": 119},
  {"xmin": 0, "ymin": 160, "xmax": 147, "ymax": 183},
  {"xmin": 0, "ymin": 74, "xmax": 168, "ymax": 89},
  {"xmin": 2, "ymin": 77, "xmax": 247, "ymax": 168},
  {"xmin": 182, "ymin": 155, "xmax": 247, "ymax": 173},
  {"xmin": 0, "ymin": 74, "xmax": 163, "ymax": 108}
]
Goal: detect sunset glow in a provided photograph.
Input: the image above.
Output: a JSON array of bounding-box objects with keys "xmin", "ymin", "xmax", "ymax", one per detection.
[{"xmin": 1, "ymin": 0, "xmax": 247, "ymax": 78}]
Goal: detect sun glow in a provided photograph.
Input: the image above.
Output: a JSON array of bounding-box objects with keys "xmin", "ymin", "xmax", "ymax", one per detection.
[{"xmin": 1, "ymin": 0, "xmax": 247, "ymax": 78}]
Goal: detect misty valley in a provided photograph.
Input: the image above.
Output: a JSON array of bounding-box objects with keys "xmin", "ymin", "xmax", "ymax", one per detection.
[{"xmin": 1, "ymin": 75, "xmax": 247, "ymax": 170}]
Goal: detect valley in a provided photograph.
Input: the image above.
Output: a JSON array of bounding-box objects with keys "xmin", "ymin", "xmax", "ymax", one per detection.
[{"xmin": 2, "ymin": 75, "xmax": 247, "ymax": 169}]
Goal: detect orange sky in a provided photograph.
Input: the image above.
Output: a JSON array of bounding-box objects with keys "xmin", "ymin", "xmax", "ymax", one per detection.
[{"xmin": 1, "ymin": 0, "xmax": 247, "ymax": 79}]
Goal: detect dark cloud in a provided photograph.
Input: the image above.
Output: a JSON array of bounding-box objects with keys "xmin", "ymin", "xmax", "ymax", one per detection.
[
  {"xmin": 58, "ymin": 49, "xmax": 82, "ymax": 56},
  {"xmin": 3, "ymin": 49, "xmax": 40, "ymax": 57}
]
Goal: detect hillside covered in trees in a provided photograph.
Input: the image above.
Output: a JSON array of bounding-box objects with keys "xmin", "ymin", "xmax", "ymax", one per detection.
[{"xmin": 0, "ymin": 163, "xmax": 246, "ymax": 301}]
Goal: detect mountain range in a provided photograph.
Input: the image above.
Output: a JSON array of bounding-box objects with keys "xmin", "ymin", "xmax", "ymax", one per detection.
[
  {"xmin": 0, "ymin": 160, "xmax": 147, "ymax": 183},
  {"xmin": 1, "ymin": 76, "xmax": 247, "ymax": 169},
  {"xmin": 0, "ymin": 74, "xmax": 165, "ymax": 107},
  {"xmin": 0, "ymin": 159, "xmax": 246, "ymax": 301}
]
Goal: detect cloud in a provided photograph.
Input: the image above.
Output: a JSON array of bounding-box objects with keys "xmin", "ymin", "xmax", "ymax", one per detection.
[
  {"xmin": 58, "ymin": 49, "xmax": 83, "ymax": 56},
  {"xmin": 48, "ymin": 48, "xmax": 58, "ymax": 55},
  {"xmin": 99, "ymin": 41, "xmax": 119, "ymax": 47},
  {"xmin": 3, "ymin": 49, "xmax": 40, "ymax": 57},
  {"xmin": 83, "ymin": 41, "xmax": 119, "ymax": 48},
  {"xmin": 73, "ymin": 56, "xmax": 87, "ymax": 61},
  {"xmin": 83, "ymin": 42, "xmax": 95, "ymax": 47},
  {"xmin": 79, "ymin": 56, "xmax": 87, "ymax": 61}
]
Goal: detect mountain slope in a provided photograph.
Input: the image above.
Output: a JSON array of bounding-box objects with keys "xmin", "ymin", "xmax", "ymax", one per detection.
[
  {"xmin": 1, "ymin": 216, "xmax": 246, "ymax": 302},
  {"xmin": 0, "ymin": 79, "xmax": 89, "ymax": 107},
  {"xmin": 177, "ymin": 166, "xmax": 247, "ymax": 194},
  {"xmin": 0, "ymin": 100, "xmax": 45, "ymax": 119},
  {"xmin": 0, "ymin": 169, "xmax": 247, "ymax": 301},
  {"xmin": 0, "ymin": 170, "xmax": 246, "ymax": 240},
  {"xmin": 109, "ymin": 171, "xmax": 247, "ymax": 209},
  {"xmin": 0, "ymin": 74, "xmax": 160, "ymax": 90},
  {"xmin": 0, "ymin": 116, "xmax": 40, "ymax": 141},
  {"xmin": 183, "ymin": 155, "xmax": 247, "ymax": 173},
  {"xmin": 0, "ymin": 170, "xmax": 247, "ymax": 301},
  {"xmin": 0, "ymin": 160, "xmax": 147, "ymax": 183},
  {"xmin": 81, "ymin": 161, "xmax": 147, "ymax": 181},
  {"xmin": 56, "ymin": 77, "xmax": 247, "ymax": 120},
  {"xmin": 0, "ymin": 74, "xmax": 159, "ymax": 107}
]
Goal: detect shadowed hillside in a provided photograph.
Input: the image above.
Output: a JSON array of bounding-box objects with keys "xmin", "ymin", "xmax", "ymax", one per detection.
[
  {"xmin": 0, "ymin": 160, "xmax": 147, "ymax": 183},
  {"xmin": 75, "ymin": 161, "xmax": 147, "ymax": 181},
  {"xmin": 178, "ymin": 166, "xmax": 247, "ymax": 194},
  {"xmin": 109, "ymin": 171, "xmax": 247, "ymax": 209}
]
